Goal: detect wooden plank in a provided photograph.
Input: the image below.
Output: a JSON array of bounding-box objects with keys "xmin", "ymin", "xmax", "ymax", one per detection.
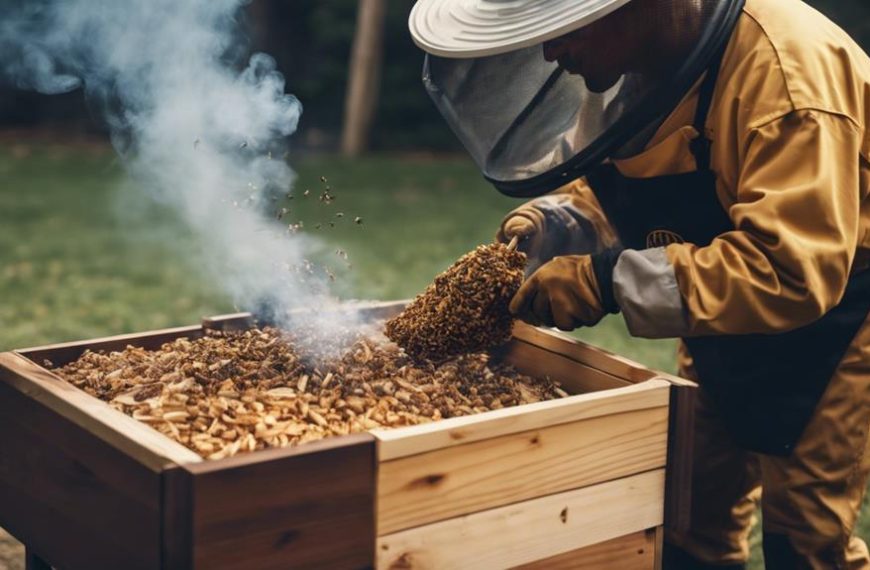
[
  {"xmin": 378, "ymin": 406, "xmax": 668, "ymax": 534},
  {"xmin": 373, "ymin": 379, "xmax": 669, "ymax": 461},
  {"xmin": 0, "ymin": 379, "xmax": 163, "ymax": 570},
  {"xmin": 16, "ymin": 302, "xmax": 405, "ymax": 366},
  {"xmin": 16, "ymin": 324, "xmax": 205, "ymax": 368},
  {"xmin": 513, "ymin": 322, "xmax": 660, "ymax": 384},
  {"xmin": 201, "ymin": 313, "xmax": 256, "ymax": 332},
  {"xmin": 183, "ymin": 433, "xmax": 376, "ymax": 570},
  {"xmin": 0, "ymin": 352, "xmax": 202, "ymax": 468},
  {"xmin": 377, "ymin": 469, "xmax": 665, "ymax": 570},
  {"xmin": 513, "ymin": 528, "xmax": 657, "ymax": 570},
  {"xmin": 664, "ymin": 379, "xmax": 696, "ymax": 534},
  {"xmin": 654, "ymin": 526, "xmax": 664, "ymax": 570},
  {"xmin": 497, "ymin": 339, "xmax": 632, "ymax": 393},
  {"xmin": 162, "ymin": 466, "xmax": 193, "ymax": 570}
]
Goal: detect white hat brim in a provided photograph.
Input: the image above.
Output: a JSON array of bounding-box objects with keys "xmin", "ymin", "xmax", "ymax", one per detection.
[{"xmin": 409, "ymin": 0, "xmax": 634, "ymax": 59}]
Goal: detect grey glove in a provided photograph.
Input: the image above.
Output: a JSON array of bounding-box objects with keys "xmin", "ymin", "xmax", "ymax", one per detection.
[{"xmin": 496, "ymin": 195, "xmax": 599, "ymax": 275}]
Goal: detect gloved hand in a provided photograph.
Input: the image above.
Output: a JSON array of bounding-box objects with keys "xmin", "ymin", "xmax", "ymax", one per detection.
[
  {"xmin": 496, "ymin": 195, "xmax": 596, "ymax": 275},
  {"xmin": 509, "ymin": 250, "xmax": 622, "ymax": 331}
]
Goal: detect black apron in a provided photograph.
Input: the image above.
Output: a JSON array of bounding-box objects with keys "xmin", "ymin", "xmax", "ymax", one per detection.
[{"xmin": 585, "ymin": 54, "xmax": 870, "ymax": 456}]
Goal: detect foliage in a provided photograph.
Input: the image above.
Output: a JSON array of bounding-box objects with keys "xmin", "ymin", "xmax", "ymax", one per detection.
[{"xmin": 1, "ymin": 0, "xmax": 868, "ymax": 151}]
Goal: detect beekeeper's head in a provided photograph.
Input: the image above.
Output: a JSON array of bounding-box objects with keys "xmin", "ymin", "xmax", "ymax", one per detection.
[{"xmin": 409, "ymin": 0, "xmax": 744, "ymax": 197}]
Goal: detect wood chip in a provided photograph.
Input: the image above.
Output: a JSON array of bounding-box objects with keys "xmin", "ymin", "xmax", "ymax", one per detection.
[{"xmin": 56, "ymin": 320, "xmax": 563, "ymax": 460}]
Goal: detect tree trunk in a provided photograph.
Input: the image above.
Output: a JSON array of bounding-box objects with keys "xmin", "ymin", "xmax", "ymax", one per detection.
[{"xmin": 341, "ymin": 0, "xmax": 387, "ymax": 156}]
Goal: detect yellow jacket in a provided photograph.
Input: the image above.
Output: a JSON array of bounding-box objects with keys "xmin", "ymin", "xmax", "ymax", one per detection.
[{"xmin": 565, "ymin": 0, "xmax": 870, "ymax": 336}]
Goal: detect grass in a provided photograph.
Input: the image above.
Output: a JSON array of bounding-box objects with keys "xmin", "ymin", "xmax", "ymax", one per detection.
[
  {"xmin": 0, "ymin": 145, "xmax": 866, "ymax": 568},
  {"xmin": 0, "ymin": 146, "xmax": 676, "ymax": 369}
]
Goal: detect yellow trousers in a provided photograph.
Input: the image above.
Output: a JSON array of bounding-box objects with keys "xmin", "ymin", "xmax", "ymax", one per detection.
[{"xmin": 667, "ymin": 315, "xmax": 870, "ymax": 569}]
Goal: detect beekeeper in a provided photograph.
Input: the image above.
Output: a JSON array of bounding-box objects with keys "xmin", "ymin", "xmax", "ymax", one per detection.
[{"xmin": 410, "ymin": 0, "xmax": 870, "ymax": 568}]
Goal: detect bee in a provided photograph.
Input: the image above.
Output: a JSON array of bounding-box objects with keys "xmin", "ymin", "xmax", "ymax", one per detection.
[
  {"xmin": 320, "ymin": 176, "xmax": 327, "ymax": 183},
  {"xmin": 314, "ymin": 223, "xmax": 322, "ymax": 230},
  {"xmin": 276, "ymin": 207, "xmax": 289, "ymax": 220},
  {"xmin": 303, "ymin": 189, "xmax": 310, "ymax": 197},
  {"xmin": 354, "ymin": 217, "xmax": 363, "ymax": 225},
  {"xmin": 335, "ymin": 212, "xmax": 344, "ymax": 218},
  {"xmin": 193, "ymin": 138, "xmax": 200, "ymax": 150},
  {"xmin": 239, "ymin": 141, "xmax": 248, "ymax": 149}
]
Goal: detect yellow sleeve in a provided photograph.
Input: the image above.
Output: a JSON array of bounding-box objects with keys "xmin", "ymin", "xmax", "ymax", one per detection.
[
  {"xmin": 667, "ymin": 109, "xmax": 863, "ymax": 335},
  {"xmin": 556, "ymin": 177, "xmax": 620, "ymax": 250}
]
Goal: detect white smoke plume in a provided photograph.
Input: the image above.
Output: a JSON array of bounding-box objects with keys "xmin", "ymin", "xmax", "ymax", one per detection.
[{"xmin": 1, "ymin": 0, "xmax": 352, "ymax": 333}]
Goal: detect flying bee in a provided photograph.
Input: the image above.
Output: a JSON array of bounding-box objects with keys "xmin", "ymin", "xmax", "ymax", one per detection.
[
  {"xmin": 354, "ymin": 217, "xmax": 363, "ymax": 225},
  {"xmin": 335, "ymin": 212, "xmax": 344, "ymax": 218},
  {"xmin": 193, "ymin": 138, "xmax": 200, "ymax": 150},
  {"xmin": 239, "ymin": 141, "xmax": 248, "ymax": 149},
  {"xmin": 276, "ymin": 207, "xmax": 289, "ymax": 220},
  {"xmin": 303, "ymin": 189, "xmax": 310, "ymax": 197}
]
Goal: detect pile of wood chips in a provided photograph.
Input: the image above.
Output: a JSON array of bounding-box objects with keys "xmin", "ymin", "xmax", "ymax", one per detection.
[
  {"xmin": 56, "ymin": 323, "xmax": 564, "ymax": 460},
  {"xmin": 385, "ymin": 243, "xmax": 526, "ymax": 362}
]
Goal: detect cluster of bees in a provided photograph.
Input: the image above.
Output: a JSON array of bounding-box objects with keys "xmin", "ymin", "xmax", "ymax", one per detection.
[{"xmin": 385, "ymin": 243, "xmax": 527, "ymax": 361}]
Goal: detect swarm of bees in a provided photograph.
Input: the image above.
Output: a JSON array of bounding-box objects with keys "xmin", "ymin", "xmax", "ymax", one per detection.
[{"xmin": 385, "ymin": 242, "xmax": 527, "ymax": 362}]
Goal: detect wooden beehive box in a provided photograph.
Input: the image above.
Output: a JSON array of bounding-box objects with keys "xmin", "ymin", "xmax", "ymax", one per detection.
[{"xmin": 0, "ymin": 301, "xmax": 695, "ymax": 570}]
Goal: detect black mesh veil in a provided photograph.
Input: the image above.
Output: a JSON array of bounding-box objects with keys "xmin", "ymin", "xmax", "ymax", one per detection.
[{"xmin": 422, "ymin": 0, "xmax": 745, "ymax": 197}]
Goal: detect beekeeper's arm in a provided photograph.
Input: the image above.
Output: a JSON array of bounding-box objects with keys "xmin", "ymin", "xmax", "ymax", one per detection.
[
  {"xmin": 512, "ymin": 110, "xmax": 863, "ymax": 336},
  {"xmin": 497, "ymin": 178, "xmax": 619, "ymax": 274}
]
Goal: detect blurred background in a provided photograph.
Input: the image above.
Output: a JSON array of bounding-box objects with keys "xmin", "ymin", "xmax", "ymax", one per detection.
[{"xmin": 0, "ymin": 1, "xmax": 868, "ymax": 568}]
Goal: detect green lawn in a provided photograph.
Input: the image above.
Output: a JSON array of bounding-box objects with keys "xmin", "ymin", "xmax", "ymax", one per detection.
[
  {"xmin": 0, "ymin": 145, "xmax": 866, "ymax": 567},
  {"xmin": 0, "ymin": 145, "xmax": 677, "ymax": 369}
]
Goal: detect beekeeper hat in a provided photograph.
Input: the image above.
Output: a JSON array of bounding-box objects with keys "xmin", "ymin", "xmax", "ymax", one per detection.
[
  {"xmin": 409, "ymin": 0, "xmax": 745, "ymax": 198},
  {"xmin": 409, "ymin": 0, "xmax": 630, "ymax": 58},
  {"xmin": 409, "ymin": 0, "xmax": 634, "ymax": 58}
]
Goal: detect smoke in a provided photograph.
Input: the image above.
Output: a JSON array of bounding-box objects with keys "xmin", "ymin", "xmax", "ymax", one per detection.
[{"xmin": 1, "ymin": 0, "xmax": 353, "ymax": 333}]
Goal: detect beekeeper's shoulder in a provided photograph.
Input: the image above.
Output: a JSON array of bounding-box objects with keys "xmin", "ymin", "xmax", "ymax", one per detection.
[{"xmin": 738, "ymin": 0, "xmax": 869, "ymax": 130}]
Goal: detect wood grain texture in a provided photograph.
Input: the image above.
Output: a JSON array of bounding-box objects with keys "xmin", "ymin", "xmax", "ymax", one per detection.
[
  {"xmin": 512, "ymin": 322, "xmax": 660, "ymax": 384},
  {"xmin": 497, "ymin": 339, "xmax": 631, "ymax": 393},
  {"xmin": 378, "ymin": 405, "xmax": 668, "ymax": 534},
  {"xmin": 183, "ymin": 433, "xmax": 376, "ymax": 570},
  {"xmin": 377, "ymin": 469, "xmax": 665, "ymax": 570},
  {"xmin": 162, "ymin": 466, "xmax": 193, "ymax": 570},
  {"xmin": 0, "ymin": 352, "xmax": 201, "ymax": 468},
  {"xmin": 16, "ymin": 325, "xmax": 205, "ymax": 368},
  {"xmin": 373, "ymin": 379, "xmax": 669, "ymax": 461},
  {"xmin": 0, "ymin": 378, "xmax": 163, "ymax": 570},
  {"xmin": 655, "ymin": 526, "xmax": 665, "ymax": 570},
  {"xmin": 512, "ymin": 528, "xmax": 657, "ymax": 570},
  {"xmin": 664, "ymin": 380, "xmax": 696, "ymax": 533}
]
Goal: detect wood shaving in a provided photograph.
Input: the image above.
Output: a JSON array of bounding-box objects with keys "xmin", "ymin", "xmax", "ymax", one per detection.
[{"xmin": 55, "ymin": 322, "xmax": 562, "ymax": 460}]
